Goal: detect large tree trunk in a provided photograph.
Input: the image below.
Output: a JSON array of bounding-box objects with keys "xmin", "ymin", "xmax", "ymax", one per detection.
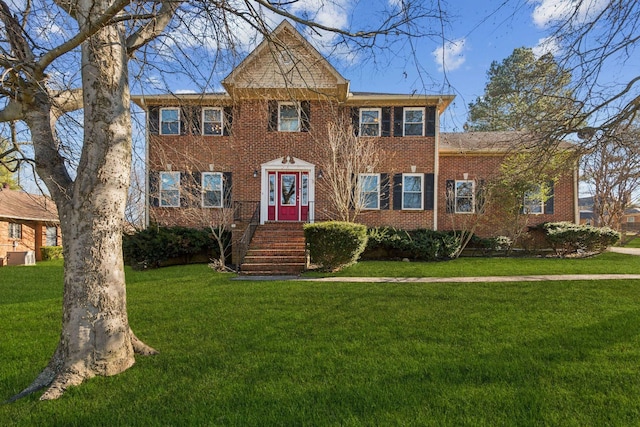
[{"xmin": 12, "ymin": 1, "xmax": 157, "ymax": 402}]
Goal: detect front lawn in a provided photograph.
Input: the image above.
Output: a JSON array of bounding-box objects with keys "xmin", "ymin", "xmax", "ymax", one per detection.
[
  {"xmin": 2, "ymin": 258, "xmax": 640, "ymax": 426},
  {"xmin": 307, "ymin": 251, "xmax": 640, "ymax": 277}
]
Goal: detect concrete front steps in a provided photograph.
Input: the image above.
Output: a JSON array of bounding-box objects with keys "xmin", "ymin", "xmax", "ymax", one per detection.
[{"xmin": 239, "ymin": 222, "xmax": 307, "ymax": 276}]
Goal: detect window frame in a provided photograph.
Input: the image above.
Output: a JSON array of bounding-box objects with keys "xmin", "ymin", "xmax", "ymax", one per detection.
[
  {"xmin": 359, "ymin": 173, "xmax": 380, "ymax": 210},
  {"xmin": 8, "ymin": 222, "xmax": 22, "ymax": 239},
  {"xmin": 159, "ymin": 107, "xmax": 180, "ymax": 135},
  {"xmin": 278, "ymin": 102, "xmax": 301, "ymax": 132},
  {"xmin": 523, "ymin": 184, "xmax": 544, "ymax": 214},
  {"xmin": 202, "ymin": 107, "xmax": 224, "ymax": 136},
  {"xmin": 455, "ymin": 180, "xmax": 475, "ymax": 214},
  {"xmin": 402, "ymin": 173, "xmax": 424, "ymax": 210},
  {"xmin": 202, "ymin": 172, "xmax": 223, "ymax": 208},
  {"xmin": 159, "ymin": 171, "xmax": 181, "ymax": 207},
  {"xmin": 403, "ymin": 107, "xmax": 425, "ymax": 136},
  {"xmin": 359, "ymin": 108, "xmax": 381, "ymax": 137}
]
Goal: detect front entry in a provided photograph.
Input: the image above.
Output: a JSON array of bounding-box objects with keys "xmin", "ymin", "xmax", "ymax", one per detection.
[{"xmin": 267, "ymin": 170, "xmax": 309, "ymax": 222}]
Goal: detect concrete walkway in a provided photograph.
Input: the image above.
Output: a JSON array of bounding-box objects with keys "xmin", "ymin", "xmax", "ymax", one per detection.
[
  {"xmin": 234, "ymin": 247, "xmax": 640, "ymax": 283},
  {"xmin": 236, "ymin": 274, "xmax": 640, "ymax": 283}
]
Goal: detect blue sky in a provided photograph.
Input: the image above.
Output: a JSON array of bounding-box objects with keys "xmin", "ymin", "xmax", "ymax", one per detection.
[{"xmin": 337, "ymin": 0, "xmax": 579, "ymax": 132}]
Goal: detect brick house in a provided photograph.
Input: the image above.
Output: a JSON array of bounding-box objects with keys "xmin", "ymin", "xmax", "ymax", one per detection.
[
  {"xmin": 0, "ymin": 184, "xmax": 60, "ymax": 265},
  {"xmin": 132, "ymin": 21, "xmax": 579, "ymax": 273}
]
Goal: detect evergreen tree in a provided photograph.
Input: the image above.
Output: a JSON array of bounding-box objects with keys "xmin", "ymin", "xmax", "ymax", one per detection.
[{"xmin": 466, "ymin": 48, "xmax": 583, "ymax": 132}]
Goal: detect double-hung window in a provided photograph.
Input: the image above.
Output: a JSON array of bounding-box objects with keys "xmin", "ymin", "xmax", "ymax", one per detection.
[
  {"xmin": 402, "ymin": 174, "xmax": 423, "ymax": 210},
  {"xmin": 160, "ymin": 108, "xmax": 180, "ymax": 135},
  {"xmin": 360, "ymin": 108, "xmax": 381, "ymax": 137},
  {"xmin": 46, "ymin": 226, "xmax": 58, "ymax": 246},
  {"xmin": 202, "ymin": 172, "xmax": 223, "ymax": 208},
  {"xmin": 523, "ymin": 184, "xmax": 544, "ymax": 214},
  {"xmin": 279, "ymin": 102, "xmax": 300, "ymax": 132},
  {"xmin": 202, "ymin": 108, "xmax": 223, "ymax": 136},
  {"xmin": 404, "ymin": 108, "xmax": 425, "ymax": 136},
  {"xmin": 160, "ymin": 171, "xmax": 180, "ymax": 207},
  {"xmin": 455, "ymin": 180, "xmax": 475, "ymax": 213},
  {"xmin": 359, "ymin": 173, "xmax": 380, "ymax": 209},
  {"xmin": 8, "ymin": 222, "xmax": 21, "ymax": 239}
]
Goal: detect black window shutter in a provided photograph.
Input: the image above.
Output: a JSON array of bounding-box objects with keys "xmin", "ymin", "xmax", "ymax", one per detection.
[
  {"xmin": 179, "ymin": 108, "xmax": 187, "ymax": 135},
  {"xmin": 424, "ymin": 173, "xmax": 434, "ymax": 210},
  {"xmin": 149, "ymin": 107, "xmax": 159, "ymax": 135},
  {"xmin": 191, "ymin": 171, "xmax": 202, "ymax": 207},
  {"xmin": 223, "ymin": 172, "xmax": 233, "ymax": 208},
  {"xmin": 393, "ymin": 107, "xmax": 403, "ymax": 137},
  {"xmin": 380, "ymin": 173, "xmax": 390, "ymax": 210},
  {"xmin": 149, "ymin": 170, "xmax": 159, "ymax": 207},
  {"xmin": 545, "ymin": 181, "xmax": 555, "ymax": 214},
  {"xmin": 393, "ymin": 173, "xmax": 402, "ymax": 210},
  {"xmin": 476, "ymin": 179, "xmax": 486, "ymax": 214},
  {"xmin": 179, "ymin": 171, "xmax": 189, "ymax": 206},
  {"xmin": 446, "ymin": 179, "xmax": 455, "ymax": 213},
  {"xmin": 381, "ymin": 107, "xmax": 391, "ymax": 137},
  {"xmin": 349, "ymin": 173, "xmax": 356, "ymax": 210},
  {"xmin": 223, "ymin": 106, "xmax": 233, "ymax": 136},
  {"xmin": 351, "ymin": 107, "xmax": 360, "ymax": 136},
  {"xmin": 191, "ymin": 107, "xmax": 201, "ymax": 135},
  {"xmin": 426, "ymin": 106, "xmax": 436, "ymax": 136},
  {"xmin": 268, "ymin": 101, "xmax": 278, "ymax": 131},
  {"xmin": 301, "ymin": 101, "xmax": 311, "ymax": 132}
]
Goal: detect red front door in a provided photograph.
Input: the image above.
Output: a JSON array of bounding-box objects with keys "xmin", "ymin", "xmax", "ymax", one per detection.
[{"xmin": 278, "ymin": 172, "xmax": 299, "ymax": 221}]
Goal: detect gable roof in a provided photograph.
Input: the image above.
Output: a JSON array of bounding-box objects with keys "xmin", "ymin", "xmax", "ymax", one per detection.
[
  {"xmin": 222, "ymin": 20, "xmax": 350, "ymax": 100},
  {"xmin": 0, "ymin": 187, "xmax": 59, "ymax": 223}
]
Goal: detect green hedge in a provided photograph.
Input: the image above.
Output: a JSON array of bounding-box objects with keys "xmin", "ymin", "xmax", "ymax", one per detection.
[
  {"xmin": 123, "ymin": 226, "xmax": 225, "ymax": 269},
  {"xmin": 365, "ymin": 227, "xmax": 460, "ymax": 261},
  {"xmin": 304, "ymin": 221, "xmax": 368, "ymax": 271},
  {"xmin": 40, "ymin": 246, "xmax": 63, "ymax": 260},
  {"xmin": 542, "ymin": 222, "xmax": 620, "ymax": 257}
]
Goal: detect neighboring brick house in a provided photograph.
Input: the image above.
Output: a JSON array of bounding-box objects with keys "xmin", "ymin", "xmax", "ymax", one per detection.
[
  {"xmin": 0, "ymin": 184, "xmax": 60, "ymax": 265},
  {"xmin": 132, "ymin": 21, "xmax": 579, "ymax": 269}
]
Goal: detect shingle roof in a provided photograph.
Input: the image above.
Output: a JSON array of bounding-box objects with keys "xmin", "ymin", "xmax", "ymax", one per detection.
[
  {"xmin": 0, "ymin": 187, "xmax": 59, "ymax": 222},
  {"xmin": 440, "ymin": 131, "xmax": 576, "ymax": 153}
]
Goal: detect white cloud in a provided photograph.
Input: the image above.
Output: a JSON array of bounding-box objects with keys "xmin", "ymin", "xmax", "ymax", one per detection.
[
  {"xmin": 532, "ymin": 36, "xmax": 562, "ymax": 57},
  {"xmin": 432, "ymin": 38, "xmax": 467, "ymax": 72},
  {"xmin": 530, "ymin": 0, "xmax": 608, "ymax": 28}
]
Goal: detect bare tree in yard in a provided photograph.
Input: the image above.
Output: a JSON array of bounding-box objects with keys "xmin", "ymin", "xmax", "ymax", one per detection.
[
  {"xmin": 0, "ymin": 0, "xmax": 446, "ymax": 400},
  {"xmin": 582, "ymin": 126, "xmax": 640, "ymax": 231},
  {"xmin": 315, "ymin": 120, "xmax": 383, "ymax": 222},
  {"xmin": 522, "ymin": 1, "xmax": 640, "ymax": 140},
  {"xmin": 487, "ymin": 149, "xmax": 578, "ymax": 250}
]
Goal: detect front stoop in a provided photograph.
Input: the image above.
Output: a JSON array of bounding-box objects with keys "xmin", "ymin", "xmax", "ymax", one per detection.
[{"xmin": 239, "ymin": 222, "xmax": 307, "ymax": 276}]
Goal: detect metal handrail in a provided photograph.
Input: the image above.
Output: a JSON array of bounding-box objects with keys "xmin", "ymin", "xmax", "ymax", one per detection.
[{"xmin": 236, "ymin": 202, "xmax": 260, "ymax": 271}]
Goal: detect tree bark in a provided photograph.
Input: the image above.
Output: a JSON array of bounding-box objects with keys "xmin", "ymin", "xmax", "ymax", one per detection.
[{"xmin": 13, "ymin": 1, "xmax": 157, "ymax": 401}]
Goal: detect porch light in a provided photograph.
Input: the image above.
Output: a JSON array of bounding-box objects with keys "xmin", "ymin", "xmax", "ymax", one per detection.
[
  {"xmin": 253, "ymin": 169, "xmax": 258, "ymax": 178},
  {"xmin": 317, "ymin": 169, "xmax": 324, "ymax": 179}
]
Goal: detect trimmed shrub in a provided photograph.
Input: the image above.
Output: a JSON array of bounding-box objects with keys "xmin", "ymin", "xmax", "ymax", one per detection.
[
  {"xmin": 542, "ymin": 222, "xmax": 620, "ymax": 257},
  {"xmin": 40, "ymin": 246, "xmax": 63, "ymax": 260},
  {"xmin": 364, "ymin": 227, "xmax": 460, "ymax": 261},
  {"xmin": 123, "ymin": 226, "xmax": 225, "ymax": 269},
  {"xmin": 304, "ymin": 221, "xmax": 368, "ymax": 271}
]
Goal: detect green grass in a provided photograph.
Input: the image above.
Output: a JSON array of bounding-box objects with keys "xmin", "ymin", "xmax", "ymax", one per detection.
[
  {"xmin": 625, "ymin": 237, "xmax": 640, "ymax": 248},
  {"xmin": 2, "ymin": 257, "xmax": 640, "ymax": 426},
  {"xmin": 307, "ymin": 251, "xmax": 640, "ymax": 277}
]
